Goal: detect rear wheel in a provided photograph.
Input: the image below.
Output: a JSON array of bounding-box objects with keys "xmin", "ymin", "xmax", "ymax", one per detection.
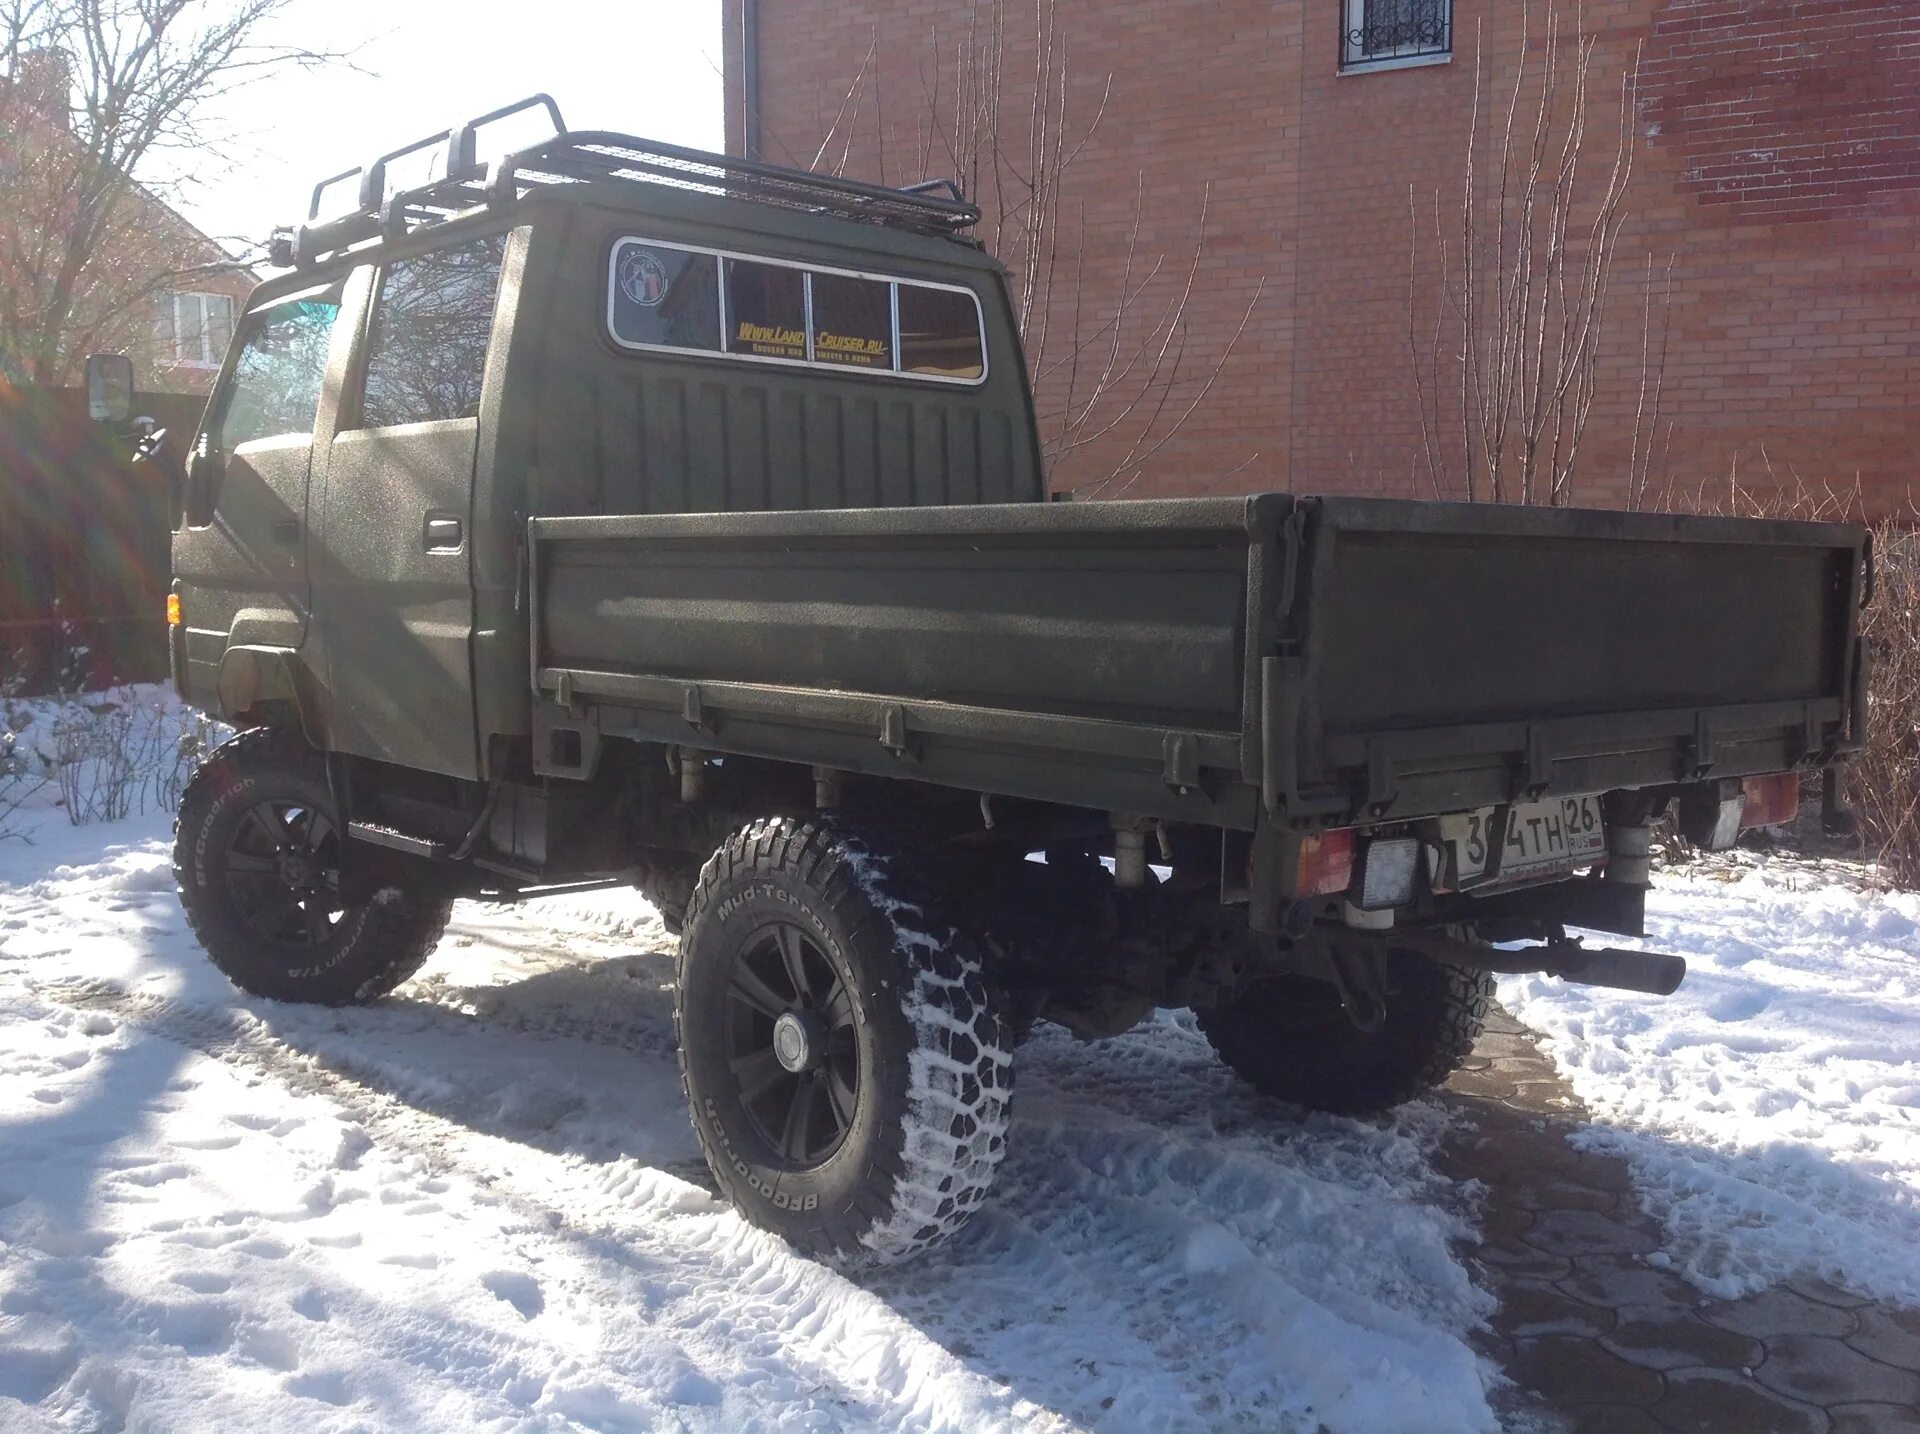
[
  {"xmin": 675, "ymin": 816, "xmax": 1014, "ymax": 1265},
  {"xmin": 633, "ymin": 854, "xmax": 699, "ymax": 937},
  {"xmin": 174, "ymin": 728, "xmax": 452, "ymax": 1005},
  {"xmin": 1197, "ymin": 951, "xmax": 1491, "ymax": 1116}
]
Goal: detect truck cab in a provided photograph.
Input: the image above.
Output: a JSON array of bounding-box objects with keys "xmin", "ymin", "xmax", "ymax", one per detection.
[{"xmin": 173, "ymin": 102, "xmax": 1039, "ymax": 786}]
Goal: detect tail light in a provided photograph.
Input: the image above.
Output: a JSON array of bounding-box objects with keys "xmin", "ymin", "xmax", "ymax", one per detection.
[
  {"xmin": 166, "ymin": 593, "xmax": 182, "ymax": 627},
  {"xmin": 1740, "ymin": 773, "xmax": 1799, "ymax": 831},
  {"xmin": 1297, "ymin": 829, "xmax": 1355, "ymax": 897}
]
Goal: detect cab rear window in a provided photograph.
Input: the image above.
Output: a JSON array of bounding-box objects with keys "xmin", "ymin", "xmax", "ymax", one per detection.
[
  {"xmin": 605, "ymin": 237, "xmax": 985, "ymax": 385},
  {"xmin": 723, "ymin": 259, "xmax": 806, "ymax": 362}
]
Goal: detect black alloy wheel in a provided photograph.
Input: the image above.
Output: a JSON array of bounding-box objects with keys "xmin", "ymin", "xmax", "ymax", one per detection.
[
  {"xmin": 220, "ymin": 798, "xmax": 346, "ymax": 946},
  {"xmin": 723, "ymin": 920, "xmax": 861, "ymax": 1168}
]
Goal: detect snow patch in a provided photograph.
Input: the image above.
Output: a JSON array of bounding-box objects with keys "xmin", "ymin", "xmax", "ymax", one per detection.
[{"xmin": 1501, "ymin": 859, "xmax": 1920, "ymax": 1305}]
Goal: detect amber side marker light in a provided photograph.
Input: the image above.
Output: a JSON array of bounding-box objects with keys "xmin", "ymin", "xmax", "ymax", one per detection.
[{"xmin": 166, "ymin": 594, "xmax": 182, "ymax": 626}]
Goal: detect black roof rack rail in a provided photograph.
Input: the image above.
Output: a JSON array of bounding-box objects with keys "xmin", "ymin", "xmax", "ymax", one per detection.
[{"xmin": 269, "ymin": 93, "xmax": 979, "ymax": 270}]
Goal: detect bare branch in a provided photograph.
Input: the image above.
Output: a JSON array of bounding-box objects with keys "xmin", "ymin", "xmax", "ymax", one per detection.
[
  {"xmin": 1, "ymin": 1, "xmax": 349, "ymax": 384},
  {"xmin": 1408, "ymin": 3, "xmax": 1651, "ymax": 509}
]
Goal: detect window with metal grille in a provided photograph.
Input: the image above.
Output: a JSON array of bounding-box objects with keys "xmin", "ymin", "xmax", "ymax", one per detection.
[{"xmin": 1341, "ymin": 0, "xmax": 1452, "ymax": 71}]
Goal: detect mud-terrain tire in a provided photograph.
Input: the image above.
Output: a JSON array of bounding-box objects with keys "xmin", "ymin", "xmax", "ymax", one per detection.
[
  {"xmin": 676, "ymin": 816, "xmax": 1014, "ymax": 1265},
  {"xmin": 174, "ymin": 728, "xmax": 452, "ymax": 1005},
  {"xmin": 633, "ymin": 855, "xmax": 699, "ymax": 937},
  {"xmin": 1197, "ymin": 953, "xmax": 1492, "ymax": 1116}
]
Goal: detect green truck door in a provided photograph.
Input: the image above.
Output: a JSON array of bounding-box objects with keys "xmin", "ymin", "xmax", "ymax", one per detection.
[
  {"xmin": 172, "ymin": 281, "xmax": 349, "ymax": 693},
  {"xmin": 311, "ymin": 234, "xmax": 508, "ymax": 780}
]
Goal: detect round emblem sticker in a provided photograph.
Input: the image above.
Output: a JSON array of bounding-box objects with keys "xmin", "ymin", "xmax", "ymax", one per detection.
[{"xmin": 619, "ymin": 248, "xmax": 671, "ymax": 307}]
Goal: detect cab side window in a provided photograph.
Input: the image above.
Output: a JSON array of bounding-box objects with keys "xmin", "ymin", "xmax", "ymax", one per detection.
[
  {"xmin": 358, "ymin": 233, "xmax": 508, "ymax": 428},
  {"xmin": 213, "ymin": 282, "xmax": 347, "ymax": 449}
]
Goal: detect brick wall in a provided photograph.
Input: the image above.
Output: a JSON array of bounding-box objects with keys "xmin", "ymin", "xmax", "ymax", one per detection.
[{"xmin": 728, "ymin": 0, "xmax": 1920, "ymax": 515}]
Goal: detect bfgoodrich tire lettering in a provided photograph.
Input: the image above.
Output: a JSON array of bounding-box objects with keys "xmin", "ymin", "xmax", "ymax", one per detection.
[
  {"xmin": 174, "ymin": 728, "xmax": 452, "ymax": 1005},
  {"xmin": 675, "ymin": 816, "xmax": 1013, "ymax": 1265}
]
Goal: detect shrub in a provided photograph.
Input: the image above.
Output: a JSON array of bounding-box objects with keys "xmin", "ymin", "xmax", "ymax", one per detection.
[
  {"xmin": 1851, "ymin": 522, "xmax": 1920, "ymax": 887},
  {"xmin": 49, "ymin": 691, "xmax": 215, "ymax": 827},
  {"xmin": 0, "ymin": 723, "xmax": 47, "ymax": 843}
]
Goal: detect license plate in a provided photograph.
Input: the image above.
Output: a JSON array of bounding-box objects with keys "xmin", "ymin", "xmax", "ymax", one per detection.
[{"xmin": 1440, "ymin": 796, "xmax": 1606, "ymax": 887}]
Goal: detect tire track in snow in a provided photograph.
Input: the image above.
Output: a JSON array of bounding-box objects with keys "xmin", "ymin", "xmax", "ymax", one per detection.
[
  {"xmin": 8, "ymin": 858, "xmax": 1497, "ymax": 1431},
  {"xmin": 17, "ymin": 975, "xmax": 1056, "ymax": 1432}
]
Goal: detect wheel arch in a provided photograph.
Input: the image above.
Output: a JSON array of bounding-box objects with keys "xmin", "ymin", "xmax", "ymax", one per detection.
[{"xmin": 215, "ymin": 645, "xmax": 328, "ymax": 747}]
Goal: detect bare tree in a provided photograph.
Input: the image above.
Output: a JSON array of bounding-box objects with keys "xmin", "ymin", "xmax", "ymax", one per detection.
[
  {"xmin": 0, "ymin": 0, "xmax": 336, "ymax": 385},
  {"xmin": 812, "ymin": 0, "xmax": 1264, "ymax": 498},
  {"xmin": 1407, "ymin": 3, "xmax": 1651, "ymax": 506}
]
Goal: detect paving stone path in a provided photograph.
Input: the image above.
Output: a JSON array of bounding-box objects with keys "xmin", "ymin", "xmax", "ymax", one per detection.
[{"xmin": 1440, "ymin": 1007, "xmax": 1920, "ymax": 1433}]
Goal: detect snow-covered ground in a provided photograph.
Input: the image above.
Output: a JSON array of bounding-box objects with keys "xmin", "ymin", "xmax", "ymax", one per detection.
[
  {"xmin": 0, "ymin": 801, "xmax": 1497, "ymax": 1433},
  {"xmin": 1501, "ymin": 855, "xmax": 1920, "ymax": 1306},
  {"xmin": 9, "ymin": 692, "xmax": 1919, "ymax": 1429}
]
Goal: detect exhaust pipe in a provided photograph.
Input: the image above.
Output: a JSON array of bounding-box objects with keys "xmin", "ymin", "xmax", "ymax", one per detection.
[{"xmin": 1405, "ymin": 933, "xmax": 1687, "ymax": 996}]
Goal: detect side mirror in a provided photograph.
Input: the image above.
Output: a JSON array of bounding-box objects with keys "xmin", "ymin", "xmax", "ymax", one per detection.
[
  {"xmin": 185, "ymin": 434, "xmax": 223, "ymax": 528},
  {"xmin": 85, "ymin": 352, "xmax": 135, "ymax": 423}
]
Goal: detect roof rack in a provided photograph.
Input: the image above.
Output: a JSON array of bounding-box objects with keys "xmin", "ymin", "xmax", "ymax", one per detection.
[{"xmin": 267, "ymin": 93, "xmax": 981, "ymax": 270}]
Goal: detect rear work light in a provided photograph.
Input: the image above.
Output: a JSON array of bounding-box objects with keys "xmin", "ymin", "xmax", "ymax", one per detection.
[
  {"xmin": 1740, "ymin": 773, "xmax": 1800, "ymax": 832},
  {"xmin": 1354, "ymin": 836, "xmax": 1422, "ymax": 910},
  {"xmin": 1297, "ymin": 829, "xmax": 1355, "ymax": 897}
]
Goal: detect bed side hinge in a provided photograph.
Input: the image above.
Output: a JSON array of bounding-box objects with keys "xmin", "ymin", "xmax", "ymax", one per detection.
[
  {"xmin": 1162, "ymin": 732, "xmax": 1202, "ymax": 793},
  {"xmin": 1363, "ymin": 738, "xmax": 1397, "ymax": 816},
  {"xmin": 879, "ymin": 703, "xmax": 916, "ymax": 760},
  {"xmin": 1521, "ymin": 724, "xmax": 1553, "ymax": 800},
  {"xmin": 1687, "ymin": 711, "xmax": 1716, "ymax": 780}
]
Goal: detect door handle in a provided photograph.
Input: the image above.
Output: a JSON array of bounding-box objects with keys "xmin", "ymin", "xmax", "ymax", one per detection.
[{"xmin": 423, "ymin": 516, "xmax": 463, "ymax": 551}]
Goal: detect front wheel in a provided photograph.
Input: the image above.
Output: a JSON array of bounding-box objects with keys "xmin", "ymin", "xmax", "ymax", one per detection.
[
  {"xmin": 174, "ymin": 728, "xmax": 452, "ymax": 1004},
  {"xmin": 1197, "ymin": 951, "xmax": 1492, "ymax": 1116},
  {"xmin": 675, "ymin": 816, "xmax": 1014, "ymax": 1265}
]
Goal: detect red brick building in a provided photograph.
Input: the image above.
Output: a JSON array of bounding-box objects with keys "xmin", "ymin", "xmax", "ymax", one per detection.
[
  {"xmin": 723, "ymin": 0, "xmax": 1920, "ymax": 513},
  {"xmin": 0, "ymin": 49, "xmax": 252, "ymax": 396}
]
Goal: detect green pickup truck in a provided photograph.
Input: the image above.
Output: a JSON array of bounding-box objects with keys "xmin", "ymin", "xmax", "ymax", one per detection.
[{"xmin": 158, "ymin": 96, "xmax": 1868, "ymax": 1265}]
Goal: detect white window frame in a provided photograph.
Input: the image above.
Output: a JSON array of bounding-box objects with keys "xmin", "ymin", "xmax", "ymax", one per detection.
[
  {"xmin": 1340, "ymin": 0, "xmax": 1453, "ymax": 74},
  {"xmin": 168, "ymin": 291, "xmax": 237, "ymax": 368},
  {"xmin": 604, "ymin": 236, "xmax": 991, "ymax": 388}
]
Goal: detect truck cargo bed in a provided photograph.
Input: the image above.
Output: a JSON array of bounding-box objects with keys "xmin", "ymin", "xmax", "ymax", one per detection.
[{"xmin": 528, "ymin": 494, "xmax": 1866, "ymax": 829}]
